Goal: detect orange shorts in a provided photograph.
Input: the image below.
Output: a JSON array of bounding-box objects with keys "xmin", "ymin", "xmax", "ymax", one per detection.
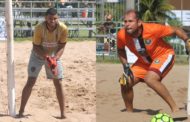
[{"xmin": 131, "ymin": 54, "xmax": 175, "ymax": 79}]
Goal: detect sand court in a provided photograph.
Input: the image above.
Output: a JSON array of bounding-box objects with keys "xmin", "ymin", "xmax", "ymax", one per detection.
[
  {"xmin": 96, "ymin": 63, "xmax": 189, "ymax": 122},
  {"xmin": 0, "ymin": 41, "xmax": 95, "ymax": 122}
]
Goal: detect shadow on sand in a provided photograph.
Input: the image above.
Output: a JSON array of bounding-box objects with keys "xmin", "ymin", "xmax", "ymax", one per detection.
[{"xmin": 120, "ymin": 108, "xmax": 161, "ymax": 115}]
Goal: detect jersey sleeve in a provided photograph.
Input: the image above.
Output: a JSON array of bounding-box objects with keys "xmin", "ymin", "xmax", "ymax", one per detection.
[
  {"xmin": 152, "ymin": 24, "xmax": 174, "ymax": 38},
  {"xmin": 33, "ymin": 25, "xmax": 42, "ymax": 45},
  {"xmin": 59, "ymin": 23, "xmax": 68, "ymax": 43},
  {"xmin": 117, "ymin": 29, "xmax": 126, "ymax": 49}
]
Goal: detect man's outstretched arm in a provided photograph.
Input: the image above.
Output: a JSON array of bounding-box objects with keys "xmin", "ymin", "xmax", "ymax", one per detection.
[
  {"xmin": 172, "ymin": 27, "xmax": 189, "ymax": 41},
  {"xmin": 172, "ymin": 27, "xmax": 190, "ymax": 54}
]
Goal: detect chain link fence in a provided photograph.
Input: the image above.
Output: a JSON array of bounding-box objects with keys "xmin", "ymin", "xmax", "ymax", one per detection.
[
  {"xmin": 96, "ymin": 1, "xmax": 189, "ymax": 63},
  {"xmin": 96, "ymin": 0, "xmax": 126, "ymax": 62},
  {"xmin": 0, "ymin": 0, "xmax": 96, "ymax": 40}
]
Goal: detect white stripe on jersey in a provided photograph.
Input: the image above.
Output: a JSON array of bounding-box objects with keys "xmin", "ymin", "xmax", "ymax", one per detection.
[{"xmin": 159, "ymin": 54, "xmax": 173, "ymax": 73}]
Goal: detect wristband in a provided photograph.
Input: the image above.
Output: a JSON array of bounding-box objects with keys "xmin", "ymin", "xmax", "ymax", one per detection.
[{"xmin": 123, "ymin": 63, "xmax": 130, "ymax": 70}]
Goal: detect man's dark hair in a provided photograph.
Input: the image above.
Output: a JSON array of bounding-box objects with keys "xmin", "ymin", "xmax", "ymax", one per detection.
[
  {"xmin": 46, "ymin": 8, "xmax": 57, "ymax": 16},
  {"xmin": 124, "ymin": 9, "xmax": 141, "ymax": 20}
]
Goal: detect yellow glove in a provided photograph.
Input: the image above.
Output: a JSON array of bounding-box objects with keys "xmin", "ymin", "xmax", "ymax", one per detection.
[
  {"xmin": 119, "ymin": 74, "xmax": 128, "ymax": 86},
  {"xmin": 185, "ymin": 39, "xmax": 190, "ymax": 55}
]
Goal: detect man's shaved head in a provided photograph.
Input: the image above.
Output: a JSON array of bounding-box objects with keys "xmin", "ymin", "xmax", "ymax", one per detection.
[{"xmin": 124, "ymin": 9, "xmax": 140, "ymax": 20}]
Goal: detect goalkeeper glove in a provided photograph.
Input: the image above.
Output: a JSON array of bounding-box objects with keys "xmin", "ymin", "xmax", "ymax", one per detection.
[{"xmin": 46, "ymin": 56, "xmax": 57, "ymax": 75}]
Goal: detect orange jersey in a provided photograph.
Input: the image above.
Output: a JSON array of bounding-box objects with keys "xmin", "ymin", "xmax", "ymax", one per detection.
[{"xmin": 117, "ymin": 23, "xmax": 175, "ymax": 64}]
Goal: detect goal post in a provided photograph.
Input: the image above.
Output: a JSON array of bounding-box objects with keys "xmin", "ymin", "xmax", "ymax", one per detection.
[{"xmin": 5, "ymin": 0, "xmax": 16, "ymax": 116}]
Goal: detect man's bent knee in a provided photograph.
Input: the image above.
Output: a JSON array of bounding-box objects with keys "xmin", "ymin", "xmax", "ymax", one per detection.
[
  {"xmin": 119, "ymin": 75, "xmax": 133, "ymax": 87},
  {"xmin": 26, "ymin": 77, "xmax": 37, "ymax": 87},
  {"xmin": 120, "ymin": 84, "xmax": 133, "ymax": 94},
  {"xmin": 121, "ymin": 86, "xmax": 127, "ymax": 94},
  {"xmin": 144, "ymin": 71, "xmax": 161, "ymax": 86}
]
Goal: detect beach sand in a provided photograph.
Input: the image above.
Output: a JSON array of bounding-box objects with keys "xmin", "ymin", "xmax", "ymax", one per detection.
[
  {"xmin": 1, "ymin": 40, "xmax": 190, "ymax": 122},
  {"xmin": 97, "ymin": 63, "xmax": 189, "ymax": 122},
  {"xmin": 0, "ymin": 41, "xmax": 96, "ymax": 122}
]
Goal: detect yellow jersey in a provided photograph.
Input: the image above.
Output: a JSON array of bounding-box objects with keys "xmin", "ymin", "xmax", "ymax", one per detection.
[{"xmin": 33, "ymin": 21, "xmax": 68, "ymax": 56}]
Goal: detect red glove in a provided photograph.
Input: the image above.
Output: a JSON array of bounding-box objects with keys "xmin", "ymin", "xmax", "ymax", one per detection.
[{"xmin": 46, "ymin": 56, "xmax": 57, "ymax": 75}]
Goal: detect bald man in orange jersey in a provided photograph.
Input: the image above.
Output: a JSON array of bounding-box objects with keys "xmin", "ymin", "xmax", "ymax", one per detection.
[{"xmin": 117, "ymin": 9, "xmax": 190, "ymax": 112}]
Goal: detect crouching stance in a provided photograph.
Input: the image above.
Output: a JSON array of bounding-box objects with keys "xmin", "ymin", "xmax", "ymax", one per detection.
[{"xmin": 117, "ymin": 9, "xmax": 190, "ymax": 112}]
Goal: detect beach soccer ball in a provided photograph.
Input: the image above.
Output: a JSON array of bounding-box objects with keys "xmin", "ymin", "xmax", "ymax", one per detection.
[{"xmin": 151, "ymin": 113, "xmax": 174, "ymax": 122}]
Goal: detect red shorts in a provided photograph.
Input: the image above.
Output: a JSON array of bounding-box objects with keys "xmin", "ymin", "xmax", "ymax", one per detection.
[{"xmin": 131, "ymin": 54, "xmax": 175, "ymax": 79}]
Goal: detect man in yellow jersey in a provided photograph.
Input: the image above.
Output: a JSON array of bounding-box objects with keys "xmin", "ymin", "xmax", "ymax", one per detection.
[{"xmin": 17, "ymin": 8, "xmax": 68, "ymax": 119}]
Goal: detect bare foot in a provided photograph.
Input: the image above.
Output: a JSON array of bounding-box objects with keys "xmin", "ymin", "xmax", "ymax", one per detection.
[
  {"xmin": 170, "ymin": 108, "xmax": 187, "ymax": 118},
  {"xmin": 53, "ymin": 115, "xmax": 66, "ymax": 119},
  {"xmin": 60, "ymin": 115, "xmax": 66, "ymax": 119},
  {"xmin": 172, "ymin": 107, "xmax": 180, "ymax": 113},
  {"xmin": 15, "ymin": 113, "xmax": 25, "ymax": 118}
]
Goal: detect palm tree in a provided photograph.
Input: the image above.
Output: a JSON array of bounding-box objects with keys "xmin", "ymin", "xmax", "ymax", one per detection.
[
  {"xmin": 167, "ymin": 18, "xmax": 182, "ymax": 27},
  {"xmin": 139, "ymin": 0, "xmax": 175, "ymax": 23}
]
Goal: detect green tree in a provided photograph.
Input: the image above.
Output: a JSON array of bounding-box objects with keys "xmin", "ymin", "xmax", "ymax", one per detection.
[
  {"xmin": 139, "ymin": 0, "xmax": 175, "ymax": 23},
  {"xmin": 167, "ymin": 18, "xmax": 182, "ymax": 27}
]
